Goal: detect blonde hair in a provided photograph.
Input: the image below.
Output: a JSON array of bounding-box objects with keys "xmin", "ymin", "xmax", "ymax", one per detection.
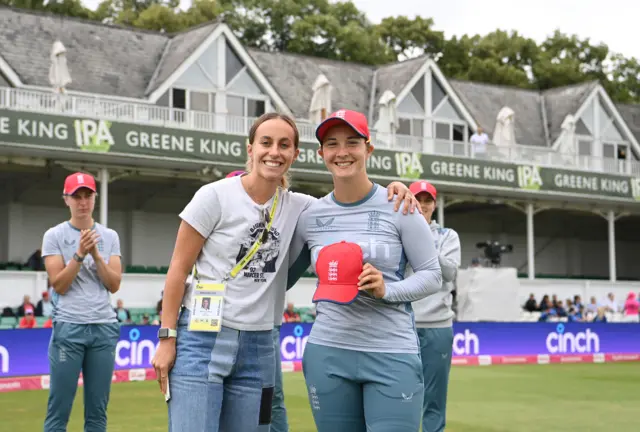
[{"xmin": 246, "ymin": 112, "xmax": 299, "ymax": 189}]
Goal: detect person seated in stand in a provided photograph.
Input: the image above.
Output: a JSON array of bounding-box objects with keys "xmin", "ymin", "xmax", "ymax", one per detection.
[
  {"xmin": 283, "ymin": 303, "xmax": 301, "ymax": 323},
  {"xmin": 19, "ymin": 310, "xmax": 37, "ymax": 328}
]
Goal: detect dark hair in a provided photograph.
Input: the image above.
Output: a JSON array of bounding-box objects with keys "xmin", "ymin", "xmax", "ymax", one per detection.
[{"xmin": 246, "ymin": 112, "xmax": 299, "ymax": 189}]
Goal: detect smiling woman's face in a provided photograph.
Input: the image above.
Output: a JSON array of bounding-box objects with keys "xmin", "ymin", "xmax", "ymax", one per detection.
[
  {"xmin": 318, "ymin": 123, "xmax": 372, "ymax": 180},
  {"xmin": 247, "ymin": 118, "xmax": 299, "ymax": 184}
]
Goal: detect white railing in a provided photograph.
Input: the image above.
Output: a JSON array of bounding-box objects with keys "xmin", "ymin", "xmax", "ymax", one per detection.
[{"xmin": 1, "ymin": 86, "xmax": 638, "ymax": 176}]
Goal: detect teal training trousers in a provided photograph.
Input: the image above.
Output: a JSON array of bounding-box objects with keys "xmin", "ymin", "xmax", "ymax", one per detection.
[
  {"xmin": 302, "ymin": 342, "xmax": 424, "ymax": 432},
  {"xmin": 417, "ymin": 327, "xmax": 454, "ymax": 432},
  {"xmin": 44, "ymin": 321, "xmax": 120, "ymax": 432}
]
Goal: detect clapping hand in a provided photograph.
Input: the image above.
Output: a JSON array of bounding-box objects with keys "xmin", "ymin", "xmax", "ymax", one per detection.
[{"xmin": 78, "ymin": 229, "xmax": 100, "ymax": 258}]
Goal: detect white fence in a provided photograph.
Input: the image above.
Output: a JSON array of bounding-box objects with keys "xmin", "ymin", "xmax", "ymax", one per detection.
[{"xmin": 1, "ymin": 86, "xmax": 637, "ymax": 176}]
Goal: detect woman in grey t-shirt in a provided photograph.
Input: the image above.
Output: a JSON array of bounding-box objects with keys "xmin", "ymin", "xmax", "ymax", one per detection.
[{"xmin": 41, "ymin": 172, "xmax": 122, "ymax": 432}]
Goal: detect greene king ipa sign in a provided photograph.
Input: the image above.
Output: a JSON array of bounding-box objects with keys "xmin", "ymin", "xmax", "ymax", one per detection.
[
  {"xmin": 0, "ymin": 109, "xmax": 246, "ymax": 163},
  {"xmin": 1, "ymin": 108, "xmax": 639, "ymax": 202}
]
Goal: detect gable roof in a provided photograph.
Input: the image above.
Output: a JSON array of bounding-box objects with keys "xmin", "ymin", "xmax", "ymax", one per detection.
[
  {"xmin": 145, "ymin": 22, "xmax": 219, "ymax": 96},
  {"xmin": 0, "ymin": 52, "xmax": 21, "ymax": 86},
  {"xmin": 248, "ymin": 49, "xmax": 375, "ymax": 119},
  {"xmin": 371, "ymin": 56, "xmax": 427, "ymax": 123},
  {"xmin": 615, "ymin": 103, "xmax": 640, "ymax": 144},
  {"xmin": 450, "ymin": 80, "xmax": 547, "ymax": 147},
  {"xmin": 0, "ymin": 6, "xmax": 167, "ymax": 98},
  {"xmin": 543, "ymin": 81, "xmax": 598, "ymax": 143},
  {"xmin": 0, "ymin": 70, "xmax": 9, "ymax": 87}
]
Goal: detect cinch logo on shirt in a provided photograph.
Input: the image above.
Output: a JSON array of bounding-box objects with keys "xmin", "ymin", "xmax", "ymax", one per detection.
[{"xmin": 313, "ymin": 238, "xmax": 392, "ymax": 262}]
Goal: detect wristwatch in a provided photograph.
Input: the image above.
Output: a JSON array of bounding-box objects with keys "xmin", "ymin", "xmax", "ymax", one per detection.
[
  {"xmin": 73, "ymin": 253, "xmax": 85, "ymax": 263},
  {"xmin": 158, "ymin": 328, "xmax": 178, "ymax": 339}
]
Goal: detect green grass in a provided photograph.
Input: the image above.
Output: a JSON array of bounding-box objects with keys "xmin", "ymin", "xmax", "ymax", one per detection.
[{"xmin": 1, "ymin": 363, "xmax": 639, "ymax": 431}]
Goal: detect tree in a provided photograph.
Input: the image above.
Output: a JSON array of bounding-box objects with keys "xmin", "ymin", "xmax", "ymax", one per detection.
[{"xmin": 376, "ymin": 16, "xmax": 445, "ymax": 61}]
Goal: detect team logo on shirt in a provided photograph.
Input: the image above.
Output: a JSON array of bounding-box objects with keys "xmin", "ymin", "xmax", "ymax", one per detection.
[
  {"xmin": 367, "ymin": 211, "xmax": 380, "ymax": 231},
  {"xmin": 235, "ymin": 222, "xmax": 281, "ymax": 283},
  {"xmin": 315, "ymin": 217, "xmax": 334, "ymax": 231}
]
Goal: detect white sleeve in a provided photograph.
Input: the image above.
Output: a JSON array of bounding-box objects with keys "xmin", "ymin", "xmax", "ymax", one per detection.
[{"xmin": 179, "ymin": 184, "xmax": 222, "ymax": 238}]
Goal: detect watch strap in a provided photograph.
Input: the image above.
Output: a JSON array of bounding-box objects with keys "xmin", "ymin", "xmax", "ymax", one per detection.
[
  {"xmin": 158, "ymin": 328, "xmax": 178, "ymax": 339},
  {"xmin": 73, "ymin": 253, "xmax": 85, "ymax": 263}
]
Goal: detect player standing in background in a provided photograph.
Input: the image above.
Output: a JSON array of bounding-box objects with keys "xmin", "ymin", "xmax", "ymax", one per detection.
[
  {"xmin": 41, "ymin": 172, "xmax": 123, "ymax": 432},
  {"xmin": 409, "ymin": 180, "xmax": 461, "ymax": 432},
  {"xmin": 287, "ymin": 109, "xmax": 443, "ymax": 432}
]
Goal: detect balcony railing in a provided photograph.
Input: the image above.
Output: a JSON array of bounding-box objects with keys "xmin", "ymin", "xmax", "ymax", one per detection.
[{"xmin": 1, "ymin": 86, "xmax": 638, "ymax": 177}]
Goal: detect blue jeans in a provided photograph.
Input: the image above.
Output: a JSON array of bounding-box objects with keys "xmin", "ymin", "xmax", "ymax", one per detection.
[
  {"xmin": 44, "ymin": 321, "xmax": 120, "ymax": 432},
  {"xmin": 417, "ymin": 327, "xmax": 454, "ymax": 432},
  {"xmin": 168, "ymin": 308, "xmax": 275, "ymax": 432},
  {"xmin": 302, "ymin": 342, "xmax": 424, "ymax": 432},
  {"xmin": 270, "ymin": 325, "xmax": 289, "ymax": 432}
]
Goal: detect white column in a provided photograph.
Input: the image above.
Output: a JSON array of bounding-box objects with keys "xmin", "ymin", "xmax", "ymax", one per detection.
[
  {"xmin": 99, "ymin": 168, "xmax": 109, "ymax": 227},
  {"xmin": 436, "ymin": 194, "xmax": 445, "ymax": 227},
  {"xmin": 526, "ymin": 203, "xmax": 535, "ymax": 280},
  {"xmin": 608, "ymin": 210, "xmax": 616, "ymax": 282}
]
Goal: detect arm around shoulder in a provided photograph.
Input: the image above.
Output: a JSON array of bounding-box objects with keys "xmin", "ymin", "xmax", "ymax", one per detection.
[{"xmin": 287, "ymin": 208, "xmax": 311, "ymax": 290}]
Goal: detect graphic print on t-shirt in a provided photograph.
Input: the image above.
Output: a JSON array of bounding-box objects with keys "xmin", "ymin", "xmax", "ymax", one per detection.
[{"xmin": 235, "ymin": 220, "xmax": 281, "ymax": 283}]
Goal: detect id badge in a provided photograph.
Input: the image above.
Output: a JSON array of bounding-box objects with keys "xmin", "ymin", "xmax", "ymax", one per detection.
[{"xmin": 188, "ymin": 282, "xmax": 226, "ymax": 332}]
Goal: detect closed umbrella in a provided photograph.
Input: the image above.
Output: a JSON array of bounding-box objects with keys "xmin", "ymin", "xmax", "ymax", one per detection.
[{"xmin": 49, "ymin": 40, "xmax": 72, "ymax": 93}]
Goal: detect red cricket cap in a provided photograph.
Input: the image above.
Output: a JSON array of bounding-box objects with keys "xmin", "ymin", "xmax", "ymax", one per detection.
[
  {"xmin": 63, "ymin": 172, "xmax": 96, "ymax": 195},
  {"xmin": 315, "ymin": 109, "xmax": 370, "ymax": 144},
  {"xmin": 226, "ymin": 170, "xmax": 246, "ymax": 178},
  {"xmin": 313, "ymin": 241, "xmax": 363, "ymax": 305},
  {"xmin": 410, "ymin": 180, "xmax": 437, "ymax": 201}
]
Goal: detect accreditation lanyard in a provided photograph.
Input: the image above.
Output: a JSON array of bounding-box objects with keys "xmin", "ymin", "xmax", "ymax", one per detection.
[{"xmin": 191, "ymin": 187, "xmax": 280, "ymax": 282}]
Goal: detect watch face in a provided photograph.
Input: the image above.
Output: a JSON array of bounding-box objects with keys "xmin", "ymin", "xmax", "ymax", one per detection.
[{"xmin": 158, "ymin": 328, "xmax": 168, "ymax": 338}]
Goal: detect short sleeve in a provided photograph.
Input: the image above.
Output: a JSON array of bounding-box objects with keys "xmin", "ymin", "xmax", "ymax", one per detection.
[
  {"xmin": 179, "ymin": 184, "xmax": 222, "ymax": 239},
  {"xmin": 110, "ymin": 230, "xmax": 122, "ymax": 257},
  {"xmin": 41, "ymin": 228, "xmax": 61, "ymax": 258}
]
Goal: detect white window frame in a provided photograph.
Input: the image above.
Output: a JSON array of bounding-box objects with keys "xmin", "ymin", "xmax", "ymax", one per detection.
[{"xmin": 226, "ymin": 92, "xmax": 269, "ymax": 118}]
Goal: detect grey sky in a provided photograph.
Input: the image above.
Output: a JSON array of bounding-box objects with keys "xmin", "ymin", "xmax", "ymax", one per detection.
[{"xmin": 80, "ymin": 0, "xmax": 640, "ymax": 60}]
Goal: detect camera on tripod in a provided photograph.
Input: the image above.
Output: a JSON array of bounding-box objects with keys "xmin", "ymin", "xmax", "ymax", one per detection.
[{"xmin": 475, "ymin": 240, "xmax": 513, "ymax": 267}]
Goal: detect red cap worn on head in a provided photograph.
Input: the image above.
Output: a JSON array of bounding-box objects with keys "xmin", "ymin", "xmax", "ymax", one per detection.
[
  {"xmin": 315, "ymin": 109, "xmax": 370, "ymax": 144},
  {"xmin": 226, "ymin": 170, "xmax": 246, "ymax": 178},
  {"xmin": 313, "ymin": 241, "xmax": 363, "ymax": 305},
  {"xmin": 410, "ymin": 180, "xmax": 437, "ymax": 201},
  {"xmin": 63, "ymin": 172, "xmax": 96, "ymax": 195}
]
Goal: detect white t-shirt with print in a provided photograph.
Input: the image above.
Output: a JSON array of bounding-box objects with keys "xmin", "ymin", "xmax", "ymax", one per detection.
[{"xmin": 179, "ymin": 176, "xmax": 315, "ymax": 331}]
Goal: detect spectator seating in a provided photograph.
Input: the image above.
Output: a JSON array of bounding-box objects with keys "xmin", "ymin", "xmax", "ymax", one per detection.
[{"xmin": 520, "ymin": 310, "xmax": 628, "ymax": 322}]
